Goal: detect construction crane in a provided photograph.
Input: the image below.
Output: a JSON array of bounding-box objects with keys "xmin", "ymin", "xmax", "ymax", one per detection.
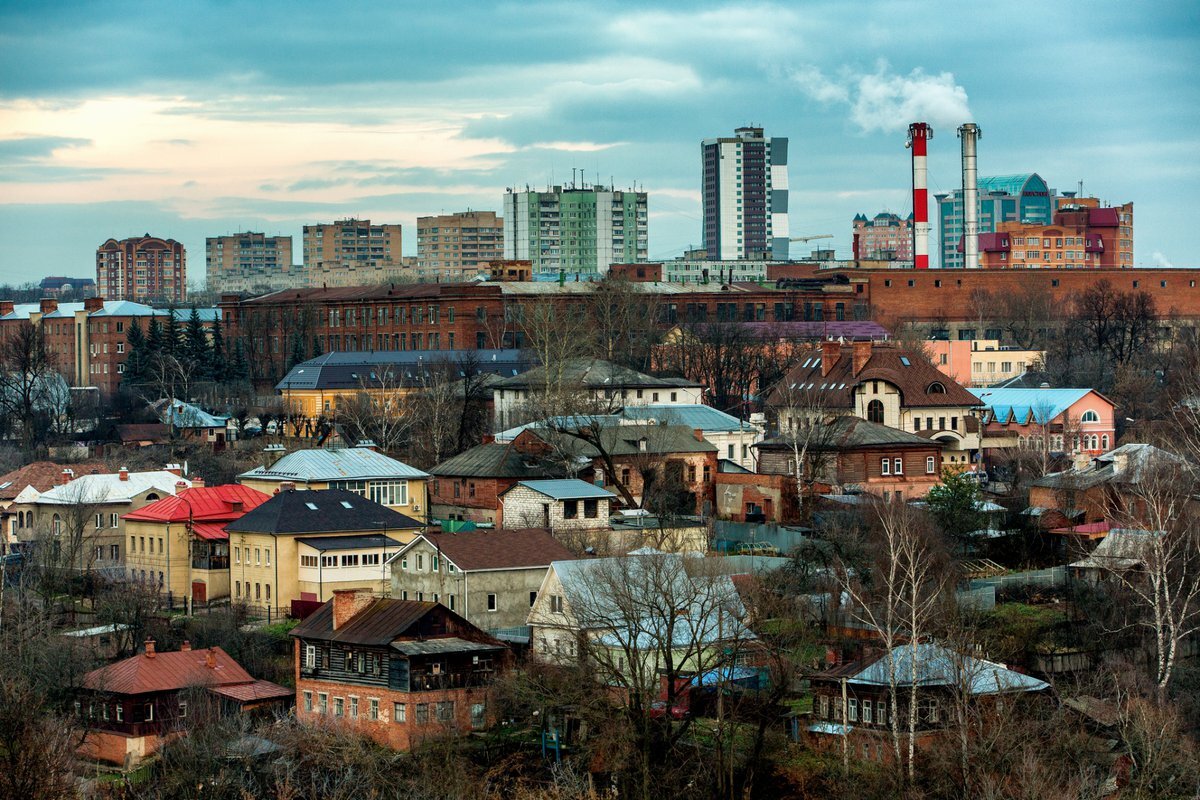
[{"xmin": 789, "ymin": 234, "xmax": 833, "ymax": 243}]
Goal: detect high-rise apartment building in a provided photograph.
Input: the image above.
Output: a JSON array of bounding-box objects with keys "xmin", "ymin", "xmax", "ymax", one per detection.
[
  {"xmin": 416, "ymin": 211, "xmax": 504, "ymax": 280},
  {"xmin": 503, "ymin": 185, "xmax": 647, "ymax": 275},
  {"xmin": 205, "ymin": 232, "xmax": 296, "ymax": 293},
  {"xmin": 852, "ymin": 213, "xmax": 914, "ymax": 261},
  {"xmin": 96, "ymin": 235, "xmax": 187, "ymax": 304},
  {"xmin": 936, "ymin": 174, "xmax": 1055, "ymax": 269},
  {"xmin": 701, "ymin": 127, "xmax": 790, "ymax": 261},
  {"xmin": 301, "ymin": 219, "xmax": 405, "ymax": 287}
]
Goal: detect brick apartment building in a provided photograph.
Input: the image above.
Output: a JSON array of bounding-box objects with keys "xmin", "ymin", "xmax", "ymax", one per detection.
[
  {"xmin": 0, "ymin": 297, "xmax": 219, "ymax": 396},
  {"xmin": 96, "ymin": 235, "xmax": 187, "ymax": 304},
  {"xmin": 977, "ymin": 201, "xmax": 1134, "ymax": 269},
  {"xmin": 205, "ymin": 231, "xmax": 297, "ymax": 293},
  {"xmin": 301, "ymin": 218, "xmax": 406, "ymax": 287},
  {"xmin": 416, "ymin": 211, "xmax": 503, "ymax": 281},
  {"xmin": 852, "ymin": 212, "xmax": 914, "ymax": 261}
]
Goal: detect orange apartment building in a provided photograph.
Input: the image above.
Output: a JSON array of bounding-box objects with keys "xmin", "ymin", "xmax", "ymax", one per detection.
[
  {"xmin": 976, "ymin": 201, "xmax": 1133, "ymax": 269},
  {"xmin": 301, "ymin": 218, "xmax": 406, "ymax": 287},
  {"xmin": 926, "ymin": 339, "xmax": 1045, "ymax": 387},
  {"xmin": 416, "ymin": 211, "xmax": 504, "ymax": 281},
  {"xmin": 96, "ymin": 235, "xmax": 187, "ymax": 304}
]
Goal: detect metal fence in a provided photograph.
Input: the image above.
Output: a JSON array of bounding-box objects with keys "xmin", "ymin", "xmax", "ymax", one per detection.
[{"xmin": 968, "ymin": 566, "xmax": 1067, "ymax": 593}]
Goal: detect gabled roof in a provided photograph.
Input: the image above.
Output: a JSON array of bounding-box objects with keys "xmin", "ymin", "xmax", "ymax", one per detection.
[
  {"xmin": 83, "ymin": 646, "xmax": 256, "ymax": 695},
  {"xmin": 290, "ymin": 596, "xmax": 505, "ymax": 652},
  {"xmin": 1070, "ymin": 528, "xmax": 1163, "ymax": 571},
  {"xmin": 523, "ymin": 423, "xmax": 717, "ymax": 458},
  {"xmin": 494, "ymin": 358, "xmax": 700, "ymax": 391},
  {"xmin": 1031, "ymin": 443, "xmax": 1187, "ymax": 490},
  {"xmin": 839, "ymin": 643, "xmax": 1048, "ymax": 695},
  {"xmin": 37, "ymin": 471, "xmax": 189, "ymax": 505},
  {"xmin": 151, "ymin": 398, "xmax": 229, "ymax": 429},
  {"xmin": 767, "ymin": 341, "xmax": 980, "ymax": 410},
  {"xmin": 430, "ymin": 441, "xmax": 565, "ymax": 479},
  {"xmin": 224, "ymin": 488, "xmax": 421, "ymax": 535},
  {"xmin": 757, "ymin": 416, "xmax": 939, "ymax": 451},
  {"xmin": 511, "ymin": 479, "xmax": 616, "ymax": 501},
  {"xmin": 124, "ymin": 484, "xmax": 269, "ymax": 523},
  {"xmin": 617, "ymin": 404, "xmax": 759, "ymax": 433},
  {"xmin": 974, "ymin": 388, "xmax": 1105, "ymax": 425},
  {"xmin": 0, "ymin": 461, "xmax": 107, "ymax": 501},
  {"xmin": 398, "ymin": 528, "xmax": 578, "ymax": 572},
  {"xmin": 238, "ymin": 446, "xmax": 428, "ymax": 482}
]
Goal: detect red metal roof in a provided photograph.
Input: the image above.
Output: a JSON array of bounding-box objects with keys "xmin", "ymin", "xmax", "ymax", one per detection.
[
  {"xmin": 191, "ymin": 522, "xmax": 231, "ymax": 541},
  {"xmin": 124, "ymin": 484, "xmax": 269, "ymax": 523},
  {"xmin": 208, "ymin": 679, "xmax": 293, "ymax": 703},
  {"xmin": 83, "ymin": 646, "xmax": 254, "ymax": 695}
]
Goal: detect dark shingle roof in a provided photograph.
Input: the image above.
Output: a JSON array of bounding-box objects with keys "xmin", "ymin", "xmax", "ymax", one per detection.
[
  {"xmin": 224, "ymin": 488, "xmax": 421, "ymax": 535},
  {"xmin": 525, "ymin": 423, "xmax": 717, "ymax": 458},
  {"xmin": 494, "ymin": 358, "xmax": 700, "ymax": 391},
  {"xmin": 275, "ymin": 349, "xmax": 532, "ymax": 391},
  {"xmin": 430, "ymin": 442, "xmax": 565, "ymax": 479},
  {"xmin": 290, "ymin": 599, "xmax": 437, "ymax": 646},
  {"xmin": 295, "ymin": 534, "xmax": 405, "ymax": 552}
]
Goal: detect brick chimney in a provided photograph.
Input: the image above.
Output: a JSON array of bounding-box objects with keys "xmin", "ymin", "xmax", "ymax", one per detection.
[
  {"xmin": 333, "ymin": 588, "xmax": 375, "ymax": 630},
  {"xmin": 180, "ymin": 640, "xmax": 192, "ymax": 652},
  {"xmin": 144, "ymin": 638, "xmax": 156, "ymax": 658},
  {"xmin": 118, "ymin": 467, "xmax": 129, "ymax": 482},
  {"xmin": 192, "ymin": 476, "xmax": 205, "ymax": 488},
  {"xmin": 820, "ymin": 341, "xmax": 840, "ymax": 377},
  {"xmin": 1073, "ymin": 452, "xmax": 1091, "ymax": 471},
  {"xmin": 693, "ymin": 428, "xmax": 705, "ymax": 442},
  {"xmin": 205, "ymin": 649, "xmax": 216, "ymax": 669},
  {"xmin": 83, "ymin": 297, "xmax": 104, "ymax": 313},
  {"xmin": 39, "ymin": 298, "xmax": 58, "ymax": 315},
  {"xmin": 852, "ymin": 340, "xmax": 873, "ymax": 376},
  {"xmin": 165, "ymin": 463, "xmax": 183, "ymax": 477},
  {"xmin": 61, "ymin": 468, "xmax": 74, "ymax": 485},
  {"xmin": 1112, "ymin": 451, "xmax": 1129, "ymax": 474},
  {"xmin": 481, "ymin": 433, "xmax": 496, "ymax": 445},
  {"xmin": 280, "ymin": 481, "xmax": 296, "ymax": 492},
  {"xmin": 175, "ymin": 480, "xmax": 189, "ymax": 492},
  {"xmin": 0, "ymin": 301, "xmax": 13, "ymax": 317}
]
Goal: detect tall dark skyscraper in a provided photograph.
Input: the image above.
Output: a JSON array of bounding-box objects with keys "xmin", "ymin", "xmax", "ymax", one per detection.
[{"xmin": 701, "ymin": 127, "xmax": 789, "ymax": 260}]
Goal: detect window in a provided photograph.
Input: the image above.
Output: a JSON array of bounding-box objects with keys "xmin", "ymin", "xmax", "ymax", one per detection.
[
  {"xmin": 863, "ymin": 699, "xmax": 873, "ymax": 723},
  {"xmin": 95, "ymin": 513, "xmax": 102, "ymax": 529},
  {"xmin": 550, "ymin": 594, "xmax": 564, "ymax": 613},
  {"xmin": 255, "ymin": 548, "xmax": 261, "ymax": 565},
  {"xmin": 305, "ymin": 644, "xmax": 316, "ymax": 668},
  {"xmin": 349, "ymin": 697, "xmax": 359, "ymax": 718},
  {"xmin": 303, "ymin": 691, "xmax": 313, "ymax": 712},
  {"xmin": 415, "ymin": 703, "xmax": 429, "ymax": 724},
  {"xmin": 867, "ymin": 399, "xmax": 884, "ymax": 424},
  {"xmin": 234, "ymin": 547, "xmax": 240, "ymax": 565},
  {"xmin": 333, "ymin": 697, "xmax": 344, "ymax": 717},
  {"xmin": 301, "ymin": 555, "xmax": 318, "ymax": 567},
  {"xmin": 583, "ymin": 498, "xmax": 599, "ymax": 519},
  {"xmin": 369, "ymin": 698, "xmax": 379, "ymax": 720},
  {"xmin": 318, "ymin": 693, "xmax": 328, "ymax": 714},
  {"xmin": 394, "ymin": 702, "xmax": 406, "ymax": 723},
  {"xmin": 1101, "ymin": 434, "xmax": 1109, "ymax": 449},
  {"xmin": 115, "ymin": 704, "xmax": 123, "ymax": 722},
  {"xmin": 926, "ymin": 456, "xmax": 936, "ymax": 474},
  {"xmin": 417, "ymin": 554, "xmax": 424, "ymax": 571},
  {"xmin": 893, "ymin": 457, "xmax": 903, "ymax": 474},
  {"xmin": 471, "ymin": 702, "xmax": 486, "ymax": 730},
  {"xmin": 321, "ymin": 555, "xmax": 337, "ymax": 568},
  {"xmin": 487, "ymin": 593, "xmax": 497, "ymax": 612},
  {"xmin": 819, "ymin": 695, "xmax": 830, "ymax": 719},
  {"xmin": 881, "ymin": 458, "xmax": 890, "ymax": 476},
  {"xmin": 265, "ymin": 549, "xmax": 270, "ymax": 566},
  {"xmin": 178, "ymin": 700, "xmax": 188, "ymax": 719},
  {"xmin": 529, "ymin": 591, "xmax": 538, "ymax": 607},
  {"xmin": 1080, "ymin": 409, "xmax": 1100, "ymax": 423},
  {"xmin": 563, "ymin": 500, "xmax": 578, "ymax": 519},
  {"xmin": 436, "ymin": 701, "xmax": 455, "ymax": 722},
  {"xmin": 848, "ymin": 698, "xmax": 858, "ymax": 722}
]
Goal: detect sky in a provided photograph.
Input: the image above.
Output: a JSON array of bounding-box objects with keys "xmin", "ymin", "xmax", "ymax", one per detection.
[{"xmin": 1, "ymin": 0, "xmax": 1198, "ymax": 287}]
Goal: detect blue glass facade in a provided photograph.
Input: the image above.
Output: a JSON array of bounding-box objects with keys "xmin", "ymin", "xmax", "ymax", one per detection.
[{"xmin": 936, "ymin": 174, "xmax": 1054, "ymax": 268}]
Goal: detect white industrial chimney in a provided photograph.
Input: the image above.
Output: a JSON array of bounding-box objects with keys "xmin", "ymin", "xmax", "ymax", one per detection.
[{"xmin": 958, "ymin": 123, "xmax": 982, "ymax": 269}]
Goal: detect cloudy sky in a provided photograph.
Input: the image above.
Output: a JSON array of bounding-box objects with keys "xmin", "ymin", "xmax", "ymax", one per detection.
[{"xmin": 1, "ymin": 1, "xmax": 1197, "ymax": 286}]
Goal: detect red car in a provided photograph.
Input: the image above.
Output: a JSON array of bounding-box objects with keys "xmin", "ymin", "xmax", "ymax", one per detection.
[{"xmin": 649, "ymin": 700, "xmax": 690, "ymax": 720}]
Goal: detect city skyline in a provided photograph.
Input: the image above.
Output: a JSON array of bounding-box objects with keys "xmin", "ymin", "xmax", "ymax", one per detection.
[{"xmin": 1, "ymin": 1, "xmax": 1197, "ymax": 286}]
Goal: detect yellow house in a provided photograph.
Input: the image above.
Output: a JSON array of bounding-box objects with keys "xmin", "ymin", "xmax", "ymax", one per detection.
[
  {"xmin": 122, "ymin": 484, "xmax": 271, "ymax": 608},
  {"xmin": 222, "ymin": 487, "xmax": 423, "ymax": 612},
  {"xmin": 238, "ymin": 445, "xmax": 430, "ymax": 522}
]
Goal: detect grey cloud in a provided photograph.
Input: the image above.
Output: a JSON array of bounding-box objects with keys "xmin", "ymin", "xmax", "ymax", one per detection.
[{"xmin": 0, "ymin": 135, "xmax": 91, "ymax": 162}]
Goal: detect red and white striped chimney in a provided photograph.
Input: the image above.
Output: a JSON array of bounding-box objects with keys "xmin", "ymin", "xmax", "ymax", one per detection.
[{"xmin": 907, "ymin": 122, "xmax": 932, "ymax": 270}]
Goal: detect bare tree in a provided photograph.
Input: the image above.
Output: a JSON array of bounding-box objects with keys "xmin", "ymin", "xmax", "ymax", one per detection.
[
  {"xmin": 0, "ymin": 322, "xmax": 61, "ymax": 455},
  {"xmin": 335, "ymin": 367, "xmax": 418, "ymax": 455},
  {"xmin": 768, "ymin": 379, "xmax": 840, "ymax": 521}
]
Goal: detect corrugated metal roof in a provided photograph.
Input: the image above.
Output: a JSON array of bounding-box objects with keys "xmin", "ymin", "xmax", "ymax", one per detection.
[
  {"xmin": 515, "ymin": 479, "xmax": 616, "ymax": 501},
  {"xmin": 83, "ymin": 646, "xmax": 254, "ymax": 695},
  {"xmin": 124, "ymin": 484, "xmax": 269, "ymax": 523},
  {"xmin": 976, "ymin": 173, "xmax": 1045, "ymax": 196},
  {"xmin": 390, "ymin": 637, "xmax": 505, "ymax": 656},
  {"xmin": 208, "ymin": 679, "xmax": 293, "ymax": 703},
  {"xmin": 37, "ymin": 471, "xmax": 190, "ymax": 505},
  {"xmin": 239, "ymin": 447, "xmax": 428, "ymax": 482},
  {"xmin": 843, "ymin": 643, "xmax": 1048, "ymax": 694},
  {"xmin": 493, "ymin": 358, "xmax": 700, "ymax": 391},
  {"xmin": 430, "ymin": 442, "xmax": 563, "ymax": 479},
  {"xmin": 620, "ymin": 404, "xmax": 756, "ymax": 432},
  {"xmin": 290, "ymin": 599, "xmax": 438, "ymax": 646},
  {"xmin": 275, "ymin": 349, "xmax": 532, "ymax": 391},
  {"xmin": 973, "ymin": 388, "xmax": 1094, "ymax": 425}
]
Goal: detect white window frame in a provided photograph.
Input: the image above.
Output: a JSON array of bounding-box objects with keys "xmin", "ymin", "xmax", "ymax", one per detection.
[
  {"xmin": 926, "ymin": 456, "xmax": 936, "ymax": 474},
  {"xmin": 893, "ymin": 457, "xmax": 903, "ymax": 474},
  {"xmin": 881, "ymin": 458, "xmax": 890, "ymax": 476}
]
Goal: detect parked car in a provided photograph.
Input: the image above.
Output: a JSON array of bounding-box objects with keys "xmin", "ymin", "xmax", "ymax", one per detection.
[{"xmin": 649, "ymin": 700, "xmax": 690, "ymax": 720}]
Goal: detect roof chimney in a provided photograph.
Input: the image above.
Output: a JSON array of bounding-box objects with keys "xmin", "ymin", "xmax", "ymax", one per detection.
[
  {"xmin": 1112, "ymin": 452, "xmax": 1128, "ymax": 474},
  {"xmin": 481, "ymin": 433, "xmax": 496, "ymax": 445},
  {"xmin": 165, "ymin": 463, "xmax": 183, "ymax": 477},
  {"xmin": 144, "ymin": 638, "xmax": 156, "ymax": 658},
  {"xmin": 280, "ymin": 481, "xmax": 296, "ymax": 492},
  {"xmin": 852, "ymin": 340, "xmax": 873, "ymax": 376},
  {"xmin": 61, "ymin": 468, "xmax": 74, "ymax": 485},
  {"xmin": 83, "ymin": 296, "xmax": 104, "ymax": 313},
  {"xmin": 332, "ymin": 589, "xmax": 374, "ymax": 630},
  {"xmin": 1073, "ymin": 452, "xmax": 1091, "ymax": 472},
  {"xmin": 205, "ymin": 649, "xmax": 216, "ymax": 669},
  {"xmin": 231, "ymin": 500, "xmax": 244, "ymax": 513},
  {"xmin": 693, "ymin": 428, "xmax": 705, "ymax": 442},
  {"xmin": 180, "ymin": 640, "xmax": 192, "ymax": 652},
  {"xmin": 192, "ymin": 476, "xmax": 205, "ymax": 488},
  {"xmin": 118, "ymin": 467, "xmax": 129, "ymax": 482},
  {"xmin": 262, "ymin": 444, "xmax": 286, "ymax": 468},
  {"xmin": 175, "ymin": 480, "xmax": 189, "ymax": 492},
  {"xmin": 355, "ymin": 439, "xmax": 379, "ymax": 452},
  {"xmin": 39, "ymin": 298, "xmax": 58, "ymax": 315},
  {"xmin": 820, "ymin": 341, "xmax": 840, "ymax": 377},
  {"xmin": 0, "ymin": 301, "xmax": 13, "ymax": 317}
]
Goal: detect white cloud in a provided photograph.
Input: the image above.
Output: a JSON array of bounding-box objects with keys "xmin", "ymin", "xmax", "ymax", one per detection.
[
  {"xmin": 790, "ymin": 63, "xmax": 972, "ymax": 134},
  {"xmin": 1152, "ymin": 251, "xmax": 1174, "ymax": 268}
]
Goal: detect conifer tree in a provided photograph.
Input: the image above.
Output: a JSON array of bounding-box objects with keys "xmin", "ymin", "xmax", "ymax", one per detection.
[
  {"xmin": 122, "ymin": 320, "xmax": 149, "ymax": 386},
  {"xmin": 311, "ymin": 336, "xmax": 323, "ymax": 358},
  {"xmin": 288, "ymin": 332, "xmax": 306, "ymax": 371},
  {"xmin": 145, "ymin": 316, "xmax": 164, "ymax": 355},
  {"xmin": 162, "ymin": 308, "xmax": 181, "ymax": 356},
  {"xmin": 209, "ymin": 319, "xmax": 227, "ymax": 383},
  {"xmin": 184, "ymin": 306, "xmax": 211, "ymax": 383}
]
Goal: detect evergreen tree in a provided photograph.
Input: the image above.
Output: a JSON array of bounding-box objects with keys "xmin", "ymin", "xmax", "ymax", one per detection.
[
  {"xmin": 311, "ymin": 336, "xmax": 323, "ymax": 358},
  {"xmin": 209, "ymin": 319, "xmax": 227, "ymax": 383},
  {"xmin": 145, "ymin": 315, "xmax": 164, "ymax": 356},
  {"xmin": 184, "ymin": 306, "xmax": 211, "ymax": 382},
  {"xmin": 122, "ymin": 321, "xmax": 149, "ymax": 386},
  {"xmin": 288, "ymin": 333, "xmax": 306, "ymax": 371},
  {"xmin": 230, "ymin": 339, "xmax": 251, "ymax": 383},
  {"xmin": 162, "ymin": 308, "xmax": 181, "ymax": 356}
]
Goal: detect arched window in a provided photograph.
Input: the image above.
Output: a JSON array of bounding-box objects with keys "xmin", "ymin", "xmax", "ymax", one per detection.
[
  {"xmin": 1101, "ymin": 434, "xmax": 1109, "ymax": 450},
  {"xmin": 927, "ymin": 382, "xmax": 947, "ymax": 394},
  {"xmin": 145, "ymin": 493, "xmax": 160, "ymax": 502},
  {"xmin": 51, "ymin": 514, "xmax": 62, "ymax": 536},
  {"xmin": 1080, "ymin": 410, "xmax": 1099, "ymax": 423},
  {"xmin": 867, "ymin": 399, "xmax": 885, "ymax": 424}
]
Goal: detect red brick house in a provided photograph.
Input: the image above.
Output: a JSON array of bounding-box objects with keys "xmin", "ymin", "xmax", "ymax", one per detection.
[
  {"xmin": 78, "ymin": 640, "xmax": 291, "ymax": 767},
  {"xmin": 429, "ymin": 440, "xmax": 565, "ymax": 524},
  {"xmin": 290, "ymin": 589, "xmax": 510, "ymax": 751},
  {"xmin": 755, "ymin": 416, "xmax": 944, "ymax": 503}
]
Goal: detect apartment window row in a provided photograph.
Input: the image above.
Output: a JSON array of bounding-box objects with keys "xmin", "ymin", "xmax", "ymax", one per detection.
[
  {"xmin": 233, "ymin": 581, "xmax": 271, "ymax": 603},
  {"xmin": 233, "ymin": 546, "xmax": 270, "ymax": 566}
]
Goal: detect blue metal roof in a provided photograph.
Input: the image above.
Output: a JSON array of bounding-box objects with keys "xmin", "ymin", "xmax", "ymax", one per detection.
[
  {"xmin": 976, "ymin": 173, "xmax": 1046, "ymax": 196},
  {"xmin": 516, "ymin": 479, "xmax": 616, "ymax": 501},
  {"xmin": 239, "ymin": 446, "xmax": 429, "ymax": 481},
  {"xmin": 972, "ymin": 388, "xmax": 1094, "ymax": 425}
]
